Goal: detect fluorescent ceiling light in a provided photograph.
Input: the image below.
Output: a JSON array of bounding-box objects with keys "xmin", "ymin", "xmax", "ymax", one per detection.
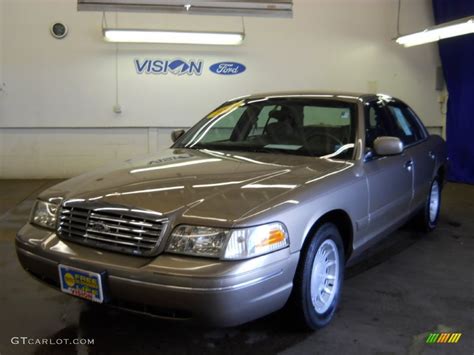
[
  {"xmin": 396, "ymin": 16, "xmax": 474, "ymax": 47},
  {"xmin": 103, "ymin": 28, "xmax": 244, "ymax": 45}
]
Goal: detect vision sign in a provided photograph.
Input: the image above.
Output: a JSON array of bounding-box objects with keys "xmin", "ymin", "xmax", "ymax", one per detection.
[
  {"xmin": 135, "ymin": 59, "xmax": 203, "ymax": 75},
  {"xmin": 134, "ymin": 59, "xmax": 246, "ymax": 76}
]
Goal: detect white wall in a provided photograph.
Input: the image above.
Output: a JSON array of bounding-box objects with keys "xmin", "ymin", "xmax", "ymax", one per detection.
[
  {"xmin": 0, "ymin": 0, "xmax": 442, "ymax": 178},
  {"xmin": 0, "ymin": 0, "xmax": 3, "ymax": 92}
]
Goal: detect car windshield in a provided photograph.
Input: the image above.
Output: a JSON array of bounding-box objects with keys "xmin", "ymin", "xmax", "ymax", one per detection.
[{"xmin": 174, "ymin": 98, "xmax": 357, "ymax": 159}]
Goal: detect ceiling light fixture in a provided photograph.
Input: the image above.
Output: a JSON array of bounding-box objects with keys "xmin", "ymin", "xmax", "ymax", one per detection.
[
  {"xmin": 79, "ymin": 0, "xmax": 293, "ymax": 18},
  {"xmin": 103, "ymin": 28, "xmax": 244, "ymax": 45},
  {"xmin": 396, "ymin": 16, "xmax": 474, "ymax": 47}
]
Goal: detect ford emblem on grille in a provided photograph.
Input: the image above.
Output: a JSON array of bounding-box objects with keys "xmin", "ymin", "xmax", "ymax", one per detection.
[
  {"xmin": 58, "ymin": 204, "xmax": 166, "ymax": 256},
  {"xmin": 89, "ymin": 221, "xmax": 110, "ymax": 233}
]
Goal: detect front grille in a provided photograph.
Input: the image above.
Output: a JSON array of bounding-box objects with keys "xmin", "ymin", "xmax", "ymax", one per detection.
[{"xmin": 57, "ymin": 203, "xmax": 167, "ymax": 256}]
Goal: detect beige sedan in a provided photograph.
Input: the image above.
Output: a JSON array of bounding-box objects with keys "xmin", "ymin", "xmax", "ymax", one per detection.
[{"xmin": 16, "ymin": 92, "xmax": 447, "ymax": 329}]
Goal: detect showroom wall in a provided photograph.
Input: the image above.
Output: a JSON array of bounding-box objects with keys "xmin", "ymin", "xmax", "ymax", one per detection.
[
  {"xmin": 0, "ymin": 0, "xmax": 443, "ymax": 178},
  {"xmin": 0, "ymin": 0, "xmax": 3, "ymax": 92}
]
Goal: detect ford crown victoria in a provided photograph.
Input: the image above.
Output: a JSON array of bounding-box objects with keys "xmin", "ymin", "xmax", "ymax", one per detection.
[{"xmin": 16, "ymin": 92, "xmax": 447, "ymax": 329}]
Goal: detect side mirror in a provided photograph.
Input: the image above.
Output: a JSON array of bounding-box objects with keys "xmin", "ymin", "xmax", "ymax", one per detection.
[
  {"xmin": 373, "ymin": 136, "xmax": 404, "ymax": 156},
  {"xmin": 171, "ymin": 129, "xmax": 185, "ymax": 143}
]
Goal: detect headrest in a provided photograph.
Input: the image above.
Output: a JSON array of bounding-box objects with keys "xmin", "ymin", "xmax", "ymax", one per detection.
[{"xmin": 269, "ymin": 107, "xmax": 293, "ymax": 122}]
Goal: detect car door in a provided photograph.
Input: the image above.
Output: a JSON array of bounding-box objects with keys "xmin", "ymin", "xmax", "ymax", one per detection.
[
  {"xmin": 362, "ymin": 100, "xmax": 414, "ymax": 241},
  {"xmin": 385, "ymin": 101, "xmax": 435, "ymax": 210}
]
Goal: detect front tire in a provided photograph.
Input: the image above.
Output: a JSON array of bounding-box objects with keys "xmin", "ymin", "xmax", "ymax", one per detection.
[
  {"xmin": 416, "ymin": 177, "xmax": 441, "ymax": 232},
  {"xmin": 291, "ymin": 223, "xmax": 345, "ymax": 330}
]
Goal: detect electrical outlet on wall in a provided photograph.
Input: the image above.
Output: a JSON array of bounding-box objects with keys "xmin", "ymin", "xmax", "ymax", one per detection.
[
  {"xmin": 113, "ymin": 104, "xmax": 122, "ymax": 114},
  {"xmin": 437, "ymin": 93, "xmax": 447, "ymax": 104}
]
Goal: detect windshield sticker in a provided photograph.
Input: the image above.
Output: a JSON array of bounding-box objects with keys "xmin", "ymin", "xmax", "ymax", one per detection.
[
  {"xmin": 264, "ymin": 144, "xmax": 302, "ymax": 151},
  {"xmin": 340, "ymin": 110, "xmax": 350, "ymax": 120},
  {"xmin": 207, "ymin": 101, "xmax": 244, "ymax": 119}
]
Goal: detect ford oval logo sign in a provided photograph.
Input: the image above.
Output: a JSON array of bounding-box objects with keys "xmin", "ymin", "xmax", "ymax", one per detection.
[{"xmin": 209, "ymin": 62, "xmax": 246, "ymax": 75}]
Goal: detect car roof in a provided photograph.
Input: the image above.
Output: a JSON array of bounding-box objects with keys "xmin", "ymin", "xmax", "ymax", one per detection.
[{"xmin": 231, "ymin": 91, "xmax": 395, "ymax": 103}]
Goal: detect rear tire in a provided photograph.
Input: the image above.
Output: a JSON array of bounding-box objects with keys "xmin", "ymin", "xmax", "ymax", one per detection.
[
  {"xmin": 416, "ymin": 177, "xmax": 441, "ymax": 232},
  {"xmin": 291, "ymin": 223, "xmax": 345, "ymax": 330}
]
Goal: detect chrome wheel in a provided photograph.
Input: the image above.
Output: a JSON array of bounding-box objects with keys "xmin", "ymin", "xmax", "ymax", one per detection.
[
  {"xmin": 310, "ymin": 239, "xmax": 340, "ymax": 314},
  {"xmin": 429, "ymin": 180, "xmax": 440, "ymax": 223}
]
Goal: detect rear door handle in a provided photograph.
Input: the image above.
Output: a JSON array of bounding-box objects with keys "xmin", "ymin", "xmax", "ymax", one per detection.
[
  {"xmin": 404, "ymin": 160, "xmax": 413, "ymax": 171},
  {"xmin": 429, "ymin": 151, "xmax": 436, "ymax": 160}
]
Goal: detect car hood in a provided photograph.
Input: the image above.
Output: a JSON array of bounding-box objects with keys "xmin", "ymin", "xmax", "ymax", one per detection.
[{"xmin": 40, "ymin": 149, "xmax": 352, "ymax": 225}]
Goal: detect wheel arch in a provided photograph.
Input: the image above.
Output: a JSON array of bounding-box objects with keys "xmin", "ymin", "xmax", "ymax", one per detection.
[{"xmin": 302, "ymin": 209, "xmax": 354, "ymax": 261}]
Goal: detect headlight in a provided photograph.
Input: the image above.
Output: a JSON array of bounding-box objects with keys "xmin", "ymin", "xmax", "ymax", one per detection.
[
  {"xmin": 166, "ymin": 225, "xmax": 230, "ymax": 258},
  {"xmin": 166, "ymin": 222, "xmax": 289, "ymax": 260},
  {"xmin": 30, "ymin": 200, "xmax": 59, "ymax": 230},
  {"xmin": 224, "ymin": 223, "xmax": 289, "ymax": 260}
]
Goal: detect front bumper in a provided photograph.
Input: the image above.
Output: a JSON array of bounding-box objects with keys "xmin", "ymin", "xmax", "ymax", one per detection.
[{"xmin": 16, "ymin": 223, "xmax": 299, "ymax": 327}]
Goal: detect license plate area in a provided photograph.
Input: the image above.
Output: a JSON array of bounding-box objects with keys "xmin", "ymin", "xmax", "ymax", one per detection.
[{"xmin": 58, "ymin": 264, "xmax": 106, "ymax": 303}]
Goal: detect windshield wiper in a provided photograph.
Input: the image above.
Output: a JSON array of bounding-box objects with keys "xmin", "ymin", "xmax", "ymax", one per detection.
[
  {"xmin": 183, "ymin": 144, "xmax": 259, "ymax": 153},
  {"xmin": 250, "ymin": 146, "xmax": 316, "ymax": 156},
  {"xmin": 183, "ymin": 144, "xmax": 315, "ymax": 157}
]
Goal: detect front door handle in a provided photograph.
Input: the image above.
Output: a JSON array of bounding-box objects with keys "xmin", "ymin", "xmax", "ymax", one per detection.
[
  {"xmin": 429, "ymin": 151, "xmax": 436, "ymax": 160},
  {"xmin": 404, "ymin": 160, "xmax": 413, "ymax": 172}
]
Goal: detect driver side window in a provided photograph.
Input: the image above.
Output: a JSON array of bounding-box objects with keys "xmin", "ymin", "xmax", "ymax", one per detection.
[{"xmin": 386, "ymin": 104, "xmax": 424, "ymax": 145}]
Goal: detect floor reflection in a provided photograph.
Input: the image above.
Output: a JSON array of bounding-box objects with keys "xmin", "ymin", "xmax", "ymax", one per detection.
[{"xmin": 33, "ymin": 302, "xmax": 308, "ymax": 355}]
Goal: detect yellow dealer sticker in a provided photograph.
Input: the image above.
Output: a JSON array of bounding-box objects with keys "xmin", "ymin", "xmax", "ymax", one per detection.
[
  {"xmin": 206, "ymin": 100, "xmax": 244, "ymax": 119},
  {"xmin": 64, "ymin": 272, "xmax": 75, "ymax": 287}
]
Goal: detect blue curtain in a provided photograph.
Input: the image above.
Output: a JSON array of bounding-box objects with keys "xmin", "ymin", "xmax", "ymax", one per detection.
[{"xmin": 432, "ymin": 0, "xmax": 474, "ymax": 184}]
